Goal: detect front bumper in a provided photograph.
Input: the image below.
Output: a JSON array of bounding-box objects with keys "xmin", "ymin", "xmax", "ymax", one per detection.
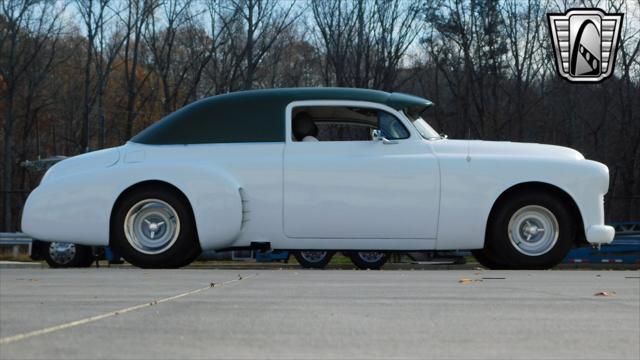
[{"xmin": 586, "ymin": 225, "xmax": 615, "ymax": 244}]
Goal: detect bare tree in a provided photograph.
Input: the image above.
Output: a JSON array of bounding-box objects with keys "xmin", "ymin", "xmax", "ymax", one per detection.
[
  {"xmin": 501, "ymin": 0, "xmax": 548, "ymax": 140},
  {"xmin": 258, "ymin": 25, "xmax": 322, "ymax": 88},
  {"xmin": 0, "ymin": 0, "xmax": 66, "ymax": 231},
  {"xmin": 371, "ymin": 0, "xmax": 422, "ymax": 90},
  {"xmin": 312, "ymin": 0, "xmax": 421, "ymax": 90},
  {"xmin": 608, "ymin": 0, "xmax": 640, "ymax": 219},
  {"xmin": 120, "ymin": 0, "xmax": 160, "ymax": 140},
  {"xmin": 145, "ymin": 0, "xmax": 222, "ymax": 114},
  {"xmin": 311, "ymin": 0, "xmax": 358, "ymax": 86},
  {"xmin": 217, "ymin": 0, "xmax": 298, "ymax": 90},
  {"xmin": 423, "ymin": 0, "xmax": 500, "ymax": 137},
  {"xmin": 76, "ymin": 0, "xmax": 128, "ymax": 151}
]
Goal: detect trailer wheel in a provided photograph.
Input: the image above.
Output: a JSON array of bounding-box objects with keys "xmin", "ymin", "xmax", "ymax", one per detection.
[
  {"xmin": 44, "ymin": 242, "xmax": 94, "ymax": 268},
  {"xmin": 348, "ymin": 251, "xmax": 388, "ymax": 270},
  {"xmin": 293, "ymin": 251, "xmax": 335, "ymax": 269}
]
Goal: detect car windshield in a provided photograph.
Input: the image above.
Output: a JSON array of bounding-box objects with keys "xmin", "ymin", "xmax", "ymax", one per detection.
[{"xmin": 403, "ymin": 111, "xmax": 441, "ymax": 140}]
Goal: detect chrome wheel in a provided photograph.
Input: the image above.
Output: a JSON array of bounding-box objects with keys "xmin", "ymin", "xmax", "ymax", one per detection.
[
  {"xmin": 299, "ymin": 251, "xmax": 328, "ymax": 263},
  {"xmin": 357, "ymin": 251, "xmax": 385, "ymax": 263},
  {"xmin": 49, "ymin": 242, "xmax": 76, "ymax": 265},
  {"xmin": 508, "ymin": 205, "xmax": 559, "ymax": 256},
  {"xmin": 124, "ymin": 199, "xmax": 180, "ymax": 255}
]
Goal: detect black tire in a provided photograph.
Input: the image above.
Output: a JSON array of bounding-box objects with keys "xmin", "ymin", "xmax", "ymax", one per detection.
[
  {"xmin": 44, "ymin": 242, "xmax": 94, "ymax": 268},
  {"xmin": 348, "ymin": 251, "xmax": 388, "ymax": 270},
  {"xmin": 293, "ymin": 250, "xmax": 335, "ymax": 269},
  {"xmin": 487, "ymin": 191, "xmax": 575, "ymax": 270},
  {"xmin": 174, "ymin": 248, "xmax": 203, "ymax": 268},
  {"xmin": 471, "ymin": 249, "xmax": 508, "ymax": 270},
  {"xmin": 111, "ymin": 185, "xmax": 200, "ymax": 268}
]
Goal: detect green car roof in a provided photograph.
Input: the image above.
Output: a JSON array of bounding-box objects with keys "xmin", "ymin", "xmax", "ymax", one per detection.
[{"xmin": 131, "ymin": 88, "xmax": 433, "ymax": 145}]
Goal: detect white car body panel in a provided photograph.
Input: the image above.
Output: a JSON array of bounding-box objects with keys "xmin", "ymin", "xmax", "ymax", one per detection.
[
  {"xmin": 284, "ymin": 140, "xmax": 440, "ymax": 239},
  {"xmin": 21, "ymin": 99, "xmax": 615, "ymax": 252},
  {"xmin": 432, "ymin": 140, "xmax": 610, "ymax": 249},
  {"xmin": 283, "ymin": 101, "xmax": 440, "ymax": 241}
]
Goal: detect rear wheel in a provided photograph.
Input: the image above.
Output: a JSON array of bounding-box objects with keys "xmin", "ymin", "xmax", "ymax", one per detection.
[
  {"xmin": 44, "ymin": 242, "xmax": 94, "ymax": 268},
  {"xmin": 293, "ymin": 251, "xmax": 334, "ymax": 269},
  {"xmin": 112, "ymin": 186, "xmax": 200, "ymax": 268},
  {"xmin": 348, "ymin": 251, "xmax": 388, "ymax": 270},
  {"xmin": 487, "ymin": 191, "xmax": 575, "ymax": 269}
]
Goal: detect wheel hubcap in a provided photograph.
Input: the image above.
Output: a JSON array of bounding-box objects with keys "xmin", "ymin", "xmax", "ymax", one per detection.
[
  {"xmin": 49, "ymin": 242, "xmax": 76, "ymax": 264},
  {"xmin": 357, "ymin": 251, "xmax": 385, "ymax": 263},
  {"xmin": 508, "ymin": 205, "xmax": 559, "ymax": 256},
  {"xmin": 124, "ymin": 199, "xmax": 180, "ymax": 255},
  {"xmin": 300, "ymin": 251, "xmax": 328, "ymax": 263}
]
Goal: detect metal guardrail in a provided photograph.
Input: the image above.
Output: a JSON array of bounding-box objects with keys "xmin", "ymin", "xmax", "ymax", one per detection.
[
  {"xmin": 0, "ymin": 232, "xmax": 33, "ymax": 244},
  {"xmin": 0, "ymin": 232, "xmax": 33, "ymax": 257}
]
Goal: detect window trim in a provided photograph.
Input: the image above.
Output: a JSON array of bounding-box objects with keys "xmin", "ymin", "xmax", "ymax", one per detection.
[{"xmin": 285, "ymin": 100, "xmax": 418, "ymax": 144}]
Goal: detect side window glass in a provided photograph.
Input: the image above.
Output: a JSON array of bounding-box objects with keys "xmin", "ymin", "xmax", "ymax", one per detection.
[
  {"xmin": 292, "ymin": 106, "xmax": 409, "ymax": 142},
  {"xmin": 317, "ymin": 124, "xmax": 371, "ymax": 141},
  {"xmin": 378, "ymin": 111, "xmax": 409, "ymax": 140}
]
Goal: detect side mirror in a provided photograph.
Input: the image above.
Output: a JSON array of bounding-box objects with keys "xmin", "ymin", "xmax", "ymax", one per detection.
[{"xmin": 371, "ymin": 129, "xmax": 397, "ymax": 145}]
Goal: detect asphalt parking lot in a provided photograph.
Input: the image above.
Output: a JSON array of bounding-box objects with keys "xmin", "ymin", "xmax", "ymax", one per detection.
[{"xmin": 0, "ymin": 267, "xmax": 638, "ymax": 360}]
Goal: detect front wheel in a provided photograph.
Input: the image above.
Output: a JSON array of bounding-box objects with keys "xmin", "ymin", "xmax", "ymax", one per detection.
[
  {"xmin": 471, "ymin": 250, "xmax": 508, "ymax": 270},
  {"xmin": 293, "ymin": 251, "xmax": 335, "ymax": 269},
  {"xmin": 348, "ymin": 251, "xmax": 388, "ymax": 270},
  {"xmin": 487, "ymin": 191, "xmax": 575, "ymax": 269},
  {"xmin": 111, "ymin": 186, "xmax": 201, "ymax": 268}
]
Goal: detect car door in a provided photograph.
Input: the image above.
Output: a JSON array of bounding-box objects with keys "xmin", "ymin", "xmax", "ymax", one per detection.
[{"xmin": 283, "ymin": 101, "xmax": 440, "ymax": 240}]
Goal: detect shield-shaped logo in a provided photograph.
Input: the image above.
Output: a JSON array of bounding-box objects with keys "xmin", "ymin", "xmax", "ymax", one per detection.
[{"xmin": 548, "ymin": 8, "xmax": 623, "ymax": 83}]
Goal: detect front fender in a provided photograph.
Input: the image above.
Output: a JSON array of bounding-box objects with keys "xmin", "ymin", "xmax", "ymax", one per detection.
[{"xmin": 435, "ymin": 153, "xmax": 611, "ymax": 249}]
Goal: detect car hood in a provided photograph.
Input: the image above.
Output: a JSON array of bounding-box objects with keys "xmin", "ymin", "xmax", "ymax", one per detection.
[
  {"xmin": 432, "ymin": 139, "xmax": 585, "ymax": 160},
  {"xmin": 470, "ymin": 140, "xmax": 584, "ymax": 159}
]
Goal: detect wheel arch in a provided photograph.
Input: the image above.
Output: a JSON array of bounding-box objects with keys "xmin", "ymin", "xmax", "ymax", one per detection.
[
  {"xmin": 485, "ymin": 181, "xmax": 586, "ymax": 247},
  {"xmin": 109, "ymin": 180, "xmax": 199, "ymax": 248}
]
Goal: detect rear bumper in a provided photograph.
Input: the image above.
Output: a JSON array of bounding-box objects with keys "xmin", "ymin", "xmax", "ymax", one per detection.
[
  {"xmin": 586, "ymin": 225, "xmax": 615, "ymax": 244},
  {"xmin": 21, "ymin": 179, "xmax": 110, "ymax": 246}
]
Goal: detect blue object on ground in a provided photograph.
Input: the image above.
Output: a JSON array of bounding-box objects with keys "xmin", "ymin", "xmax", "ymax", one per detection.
[
  {"xmin": 255, "ymin": 250, "xmax": 290, "ymax": 262},
  {"xmin": 104, "ymin": 247, "xmax": 123, "ymax": 263},
  {"xmin": 563, "ymin": 222, "xmax": 640, "ymax": 264}
]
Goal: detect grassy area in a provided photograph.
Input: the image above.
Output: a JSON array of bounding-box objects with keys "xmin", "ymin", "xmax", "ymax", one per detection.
[{"xmin": 328, "ymin": 253, "xmax": 353, "ymax": 265}]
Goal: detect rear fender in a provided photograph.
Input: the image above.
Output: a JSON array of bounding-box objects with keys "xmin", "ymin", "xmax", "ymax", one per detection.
[{"xmin": 109, "ymin": 164, "xmax": 243, "ymax": 251}]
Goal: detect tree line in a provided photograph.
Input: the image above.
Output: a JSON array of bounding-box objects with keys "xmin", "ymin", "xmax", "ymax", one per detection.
[{"xmin": 1, "ymin": 0, "xmax": 639, "ymax": 231}]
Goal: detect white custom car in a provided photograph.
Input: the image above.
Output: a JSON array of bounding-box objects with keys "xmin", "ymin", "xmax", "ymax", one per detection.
[{"xmin": 21, "ymin": 88, "xmax": 614, "ymax": 269}]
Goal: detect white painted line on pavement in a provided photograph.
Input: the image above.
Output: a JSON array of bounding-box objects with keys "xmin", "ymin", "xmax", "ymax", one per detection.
[{"xmin": 0, "ymin": 273, "xmax": 257, "ymax": 346}]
